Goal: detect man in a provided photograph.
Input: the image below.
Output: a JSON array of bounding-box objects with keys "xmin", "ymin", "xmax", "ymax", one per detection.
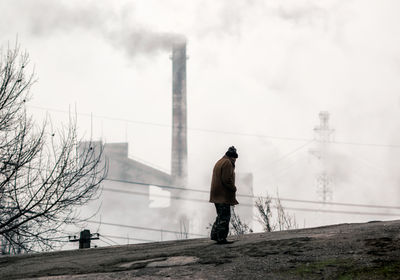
[{"xmin": 210, "ymin": 146, "xmax": 239, "ymax": 244}]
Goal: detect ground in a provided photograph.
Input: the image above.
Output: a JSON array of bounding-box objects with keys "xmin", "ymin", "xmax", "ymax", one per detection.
[{"xmin": 1, "ymin": 220, "xmax": 400, "ymax": 279}]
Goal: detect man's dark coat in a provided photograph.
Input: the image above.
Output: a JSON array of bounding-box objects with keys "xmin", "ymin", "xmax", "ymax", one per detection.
[{"xmin": 210, "ymin": 155, "xmax": 239, "ymax": 205}]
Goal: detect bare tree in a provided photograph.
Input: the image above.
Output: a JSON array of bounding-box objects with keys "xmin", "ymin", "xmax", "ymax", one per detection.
[
  {"xmin": 275, "ymin": 195, "xmax": 297, "ymax": 231},
  {"xmin": 255, "ymin": 196, "xmax": 274, "ymax": 232},
  {"xmin": 255, "ymin": 192, "xmax": 297, "ymax": 232},
  {"xmin": 230, "ymin": 206, "xmax": 253, "ymax": 235},
  {"xmin": 176, "ymin": 216, "xmax": 189, "ymax": 240},
  {"xmin": 0, "ymin": 44, "xmax": 106, "ymax": 253}
]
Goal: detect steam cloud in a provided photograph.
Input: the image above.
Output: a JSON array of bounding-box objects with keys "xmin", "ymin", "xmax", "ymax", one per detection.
[{"xmin": 8, "ymin": 0, "xmax": 185, "ymax": 57}]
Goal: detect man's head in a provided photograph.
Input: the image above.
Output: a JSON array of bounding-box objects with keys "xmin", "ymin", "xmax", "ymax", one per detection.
[{"xmin": 225, "ymin": 146, "xmax": 238, "ymax": 161}]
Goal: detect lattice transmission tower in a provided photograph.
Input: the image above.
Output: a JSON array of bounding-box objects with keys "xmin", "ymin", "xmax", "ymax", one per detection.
[{"xmin": 310, "ymin": 111, "xmax": 335, "ymax": 203}]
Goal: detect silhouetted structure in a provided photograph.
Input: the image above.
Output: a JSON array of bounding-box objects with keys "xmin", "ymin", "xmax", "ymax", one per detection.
[
  {"xmin": 69, "ymin": 230, "xmax": 99, "ymax": 249},
  {"xmin": 171, "ymin": 40, "xmax": 188, "ymax": 187},
  {"xmin": 310, "ymin": 111, "xmax": 335, "ymax": 202}
]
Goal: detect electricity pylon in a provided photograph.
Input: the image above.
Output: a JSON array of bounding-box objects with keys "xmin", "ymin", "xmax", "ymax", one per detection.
[{"xmin": 310, "ymin": 111, "xmax": 335, "ymax": 203}]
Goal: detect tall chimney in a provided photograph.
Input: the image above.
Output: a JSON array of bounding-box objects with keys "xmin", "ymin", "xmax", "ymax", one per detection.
[{"xmin": 171, "ymin": 40, "xmax": 187, "ymax": 186}]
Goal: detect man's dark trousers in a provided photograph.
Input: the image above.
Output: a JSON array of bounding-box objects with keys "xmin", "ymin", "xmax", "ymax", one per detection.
[{"xmin": 211, "ymin": 203, "xmax": 231, "ymax": 241}]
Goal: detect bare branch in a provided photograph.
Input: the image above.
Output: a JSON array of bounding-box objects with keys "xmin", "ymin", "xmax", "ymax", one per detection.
[
  {"xmin": 0, "ymin": 43, "xmax": 106, "ymax": 254},
  {"xmin": 230, "ymin": 207, "xmax": 252, "ymax": 236},
  {"xmin": 255, "ymin": 192, "xmax": 298, "ymax": 232}
]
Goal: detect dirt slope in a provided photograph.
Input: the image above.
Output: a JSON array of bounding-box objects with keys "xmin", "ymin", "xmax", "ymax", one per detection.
[{"xmin": 1, "ymin": 220, "xmax": 400, "ymax": 279}]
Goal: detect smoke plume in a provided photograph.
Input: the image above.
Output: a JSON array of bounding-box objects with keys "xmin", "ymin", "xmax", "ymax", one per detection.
[{"xmin": 3, "ymin": 0, "xmax": 185, "ymax": 57}]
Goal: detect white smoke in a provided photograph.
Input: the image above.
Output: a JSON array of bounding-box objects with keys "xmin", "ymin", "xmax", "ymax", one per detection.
[{"xmin": 0, "ymin": 0, "xmax": 185, "ymax": 57}]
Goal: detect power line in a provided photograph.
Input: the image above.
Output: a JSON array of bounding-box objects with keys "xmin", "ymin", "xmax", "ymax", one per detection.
[
  {"xmin": 97, "ymin": 238, "xmax": 114, "ymax": 247},
  {"xmin": 101, "ymin": 186, "xmax": 400, "ymax": 217},
  {"xmin": 267, "ymin": 140, "xmax": 314, "ymax": 166},
  {"xmin": 331, "ymin": 140, "xmax": 400, "ymax": 148},
  {"xmin": 28, "ymin": 105, "xmax": 311, "ymax": 142},
  {"xmin": 104, "ymin": 178, "xmax": 209, "ymax": 194},
  {"xmin": 101, "ymin": 235, "xmax": 120, "ymax": 246},
  {"xmin": 85, "ymin": 220, "xmax": 207, "ymax": 237},
  {"xmin": 283, "ymin": 206, "xmax": 400, "ymax": 217},
  {"xmin": 266, "ymin": 197, "xmax": 400, "ymax": 210},
  {"xmin": 28, "ymin": 105, "xmax": 400, "ymax": 148},
  {"xmin": 100, "ymin": 186, "xmax": 247, "ymax": 208},
  {"xmin": 101, "ymin": 234, "xmax": 156, "ymax": 243},
  {"xmin": 253, "ymin": 139, "xmax": 314, "ymax": 176},
  {"xmin": 103, "ymin": 178, "xmax": 400, "ymax": 210}
]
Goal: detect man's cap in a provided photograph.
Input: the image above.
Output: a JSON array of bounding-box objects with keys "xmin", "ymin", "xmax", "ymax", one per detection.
[{"xmin": 225, "ymin": 146, "xmax": 238, "ymax": 158}]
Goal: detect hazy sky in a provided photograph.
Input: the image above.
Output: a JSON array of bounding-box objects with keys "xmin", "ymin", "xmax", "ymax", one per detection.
[{"xmin": 2, "ymin": 0, "xmax": 400, "ymax": 229}]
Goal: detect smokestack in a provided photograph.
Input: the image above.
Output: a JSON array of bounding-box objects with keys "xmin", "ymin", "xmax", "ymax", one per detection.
[{"xmin": 171, "ymin": 40, "xmax": 187, "ymax": 186}]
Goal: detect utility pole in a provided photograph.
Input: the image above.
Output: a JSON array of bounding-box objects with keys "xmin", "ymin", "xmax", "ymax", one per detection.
[
  {"xmin": 69, "ymin": 229, "xmax": 99, "ymax": 249},
  {"xmin": 310, "ymin": 111, "xmax": 335, "ymax": 203}
]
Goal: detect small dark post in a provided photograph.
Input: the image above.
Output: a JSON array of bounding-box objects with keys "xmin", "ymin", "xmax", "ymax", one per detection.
[
  {"xmin": 79, "ymin": 229, "xmax": 91, "ymax": 249},
  {"xmin": 69, "ymin": 229, "xmax": 99, "ymax": 249}
]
